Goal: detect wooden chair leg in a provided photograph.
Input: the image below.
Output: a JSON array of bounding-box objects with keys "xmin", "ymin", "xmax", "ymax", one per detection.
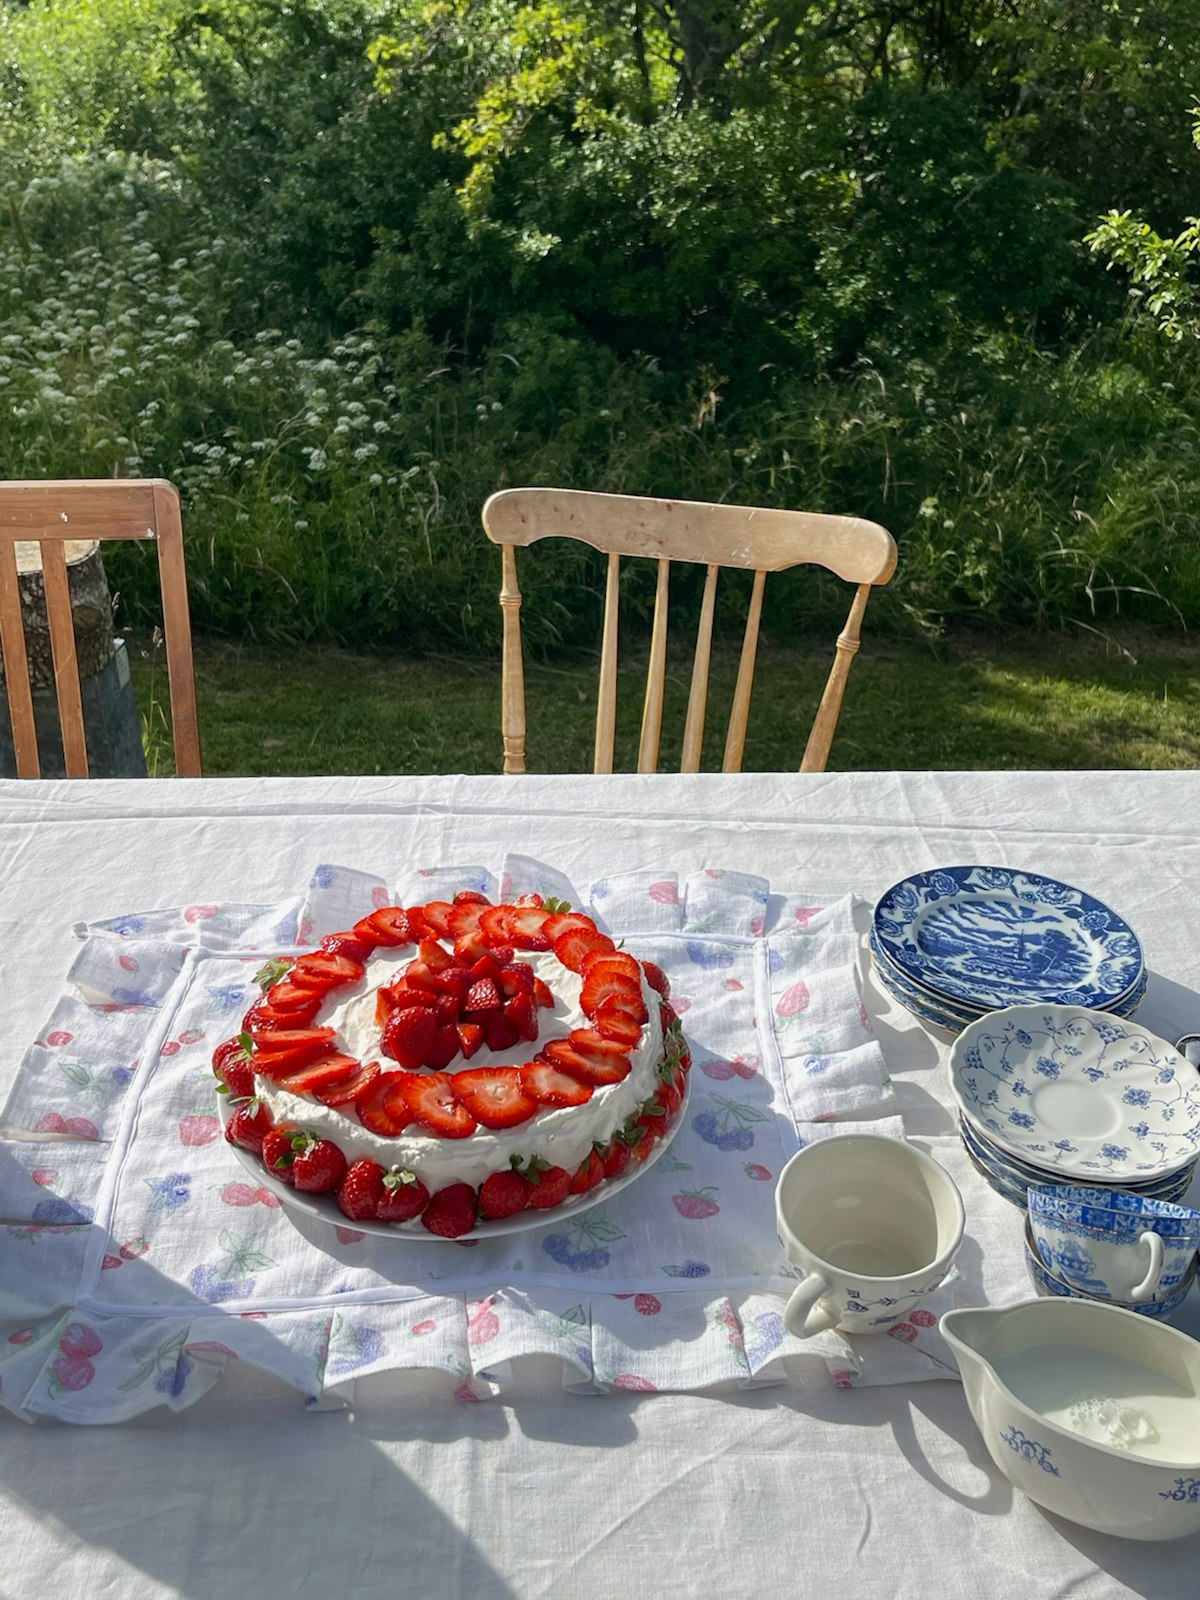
[
  {"xmin": 500, "ymin": 544, "xmax": 527, "ymax": 774},
  {"xmin": 801, "ymin": 582, "xmax": 871, "ymax": 774}
]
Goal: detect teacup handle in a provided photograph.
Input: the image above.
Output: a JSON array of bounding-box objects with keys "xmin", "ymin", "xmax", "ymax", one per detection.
[
  {"xmin": 783, "ymin": 1271, "xmax": 838, "ymax": 1337},
  {"xmin": 1131, "ymin": 1231, "xmax": 1165, "ymax": 1303}
]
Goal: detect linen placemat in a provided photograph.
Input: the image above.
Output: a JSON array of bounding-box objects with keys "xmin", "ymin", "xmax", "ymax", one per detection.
[{"xmin": 1, "ymin": 856, "xmax": 912, "ymax": 1421}]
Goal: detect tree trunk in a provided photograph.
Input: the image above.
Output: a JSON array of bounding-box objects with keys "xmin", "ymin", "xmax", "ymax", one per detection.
[{"xmin": 0, "ymin": 539, "xmax": 115, "ymax": 690}]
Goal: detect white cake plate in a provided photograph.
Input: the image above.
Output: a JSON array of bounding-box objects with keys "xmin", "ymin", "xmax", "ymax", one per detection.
[{"xmin": 217, "ymin": 1079, "xmax": 689, "ymax": 1242}]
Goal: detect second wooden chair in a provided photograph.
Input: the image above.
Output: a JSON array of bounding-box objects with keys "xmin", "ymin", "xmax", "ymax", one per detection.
[{"xmin": 482, "ymin": 487, "xmax": 897, "ymax": 775}]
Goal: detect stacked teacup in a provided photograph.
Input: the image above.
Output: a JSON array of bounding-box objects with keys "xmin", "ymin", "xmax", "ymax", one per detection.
[{"xmin": 1024, "ymin": 1184, "xmax": 1200, "ymax": 1322}]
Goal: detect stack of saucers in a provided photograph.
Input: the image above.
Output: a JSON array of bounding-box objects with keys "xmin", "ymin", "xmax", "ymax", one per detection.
[
  {"xmin": 949, "ymin": 1004, "xmax": 1200, "ymax": 1210},
  {"xmin": 871, "ymin": 865, "xmax": 1146, "ymax": 1034}
]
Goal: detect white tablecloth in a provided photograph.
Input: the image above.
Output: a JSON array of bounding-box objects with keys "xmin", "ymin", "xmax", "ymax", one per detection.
[{"xmin": 1, "ymin": 770, "xmax": 1198, "ymax": 1596}]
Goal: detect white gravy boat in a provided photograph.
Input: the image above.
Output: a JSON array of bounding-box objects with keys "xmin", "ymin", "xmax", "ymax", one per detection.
[{"xmin": 941, "ymin": 1300, "xmax": 1200, "ymax": 1540}]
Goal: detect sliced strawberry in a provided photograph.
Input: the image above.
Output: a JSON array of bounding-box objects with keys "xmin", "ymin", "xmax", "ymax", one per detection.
[
  {"xmin": 504, "ymin": 991, "xmax": 539, "ymax": 1042},
  {"xmin": 288, "ymin": 951, "xmax": 365, "ymax": 991},
  {"xmin": 448, "ymin": 901, "xmax": 489, "ymax": 939},
  {"xmin": 245, "ymin": 999, "xmax": 314, "ymax": 1032},
  {"xmin": 479, "ymin": 905, "xmax": 516, "ymax": 944},
  {"xmin": 402, "ymin": 960, "xmax": 440, "ymax": 994},
  {"xmin": 429, "ymin": 965, "xmax": 472, "ymax": 996},
  {"xmin": 362, "ymin": 906, "xmax": 419, "ymax": 946},
  {"xmin": 469, "ymin": 953, "xmax": 503, "ymax": 986},
  {"xmin": 553, "ymin": 926, "xmax": 616, "ymax": 973},
  {"xmin": 660, "ymin": 1001, "xmax": 678, "ymax": 1032},
  {"xmin": 641, "ymin": 960, "xmax": 671, "ymax": 998},
  {"xmin": 452, "ymin": 1066, "xmax": 538, "ymax": 1129},
  {"xmin": 432, "ymin": 991, "xmax": 460, "ymax": 1025},
  {"xmin": 533, "ymin": 977, "xmax": 554, "ymax": 1009},
  {"xmin": 498, "ymin": 963, "xmax": 534, "ymax": 996},
  {"xmin": 320, "ymin": 931, "xmax": 375, "ymax": 964},
  {"xmin": 598, "ymin": 988, "xmax": 650, "ymax": 1024},
  {"xmin": 276, "ymin": 1054, "xmax": 361, "ymax": 1096},
  {"xmin": 508, "ymin": 905, "xmax": 552, "ymax": 950},
  {"xmin": 382, "ymin": 982, "xmax": 439, "ymax": 1013},
  {"xmin": 580, "ymin": 967, "xmax": 648, "ymax": 1022},
  {"xmin": 453, "ymin": 889, "xmax": 492, "ymax": 906},
  {"xmin": 417, "ymin": 938, "xmax": 454, "ymax": 973},
  {"xmin": 514, "ymin": 892, "xmax": 544, "ymax": 908},
  {"xmin": 544, "ymin": 1036, "xmax": 631, "ymax": 1086},
  {"xmin": 569, "ymin": 1149, "xmax": 605, "ymax": 1195},
  {"xmin": 453, "ymin": 928, "xmax": 490, "ymax": 965},
  {"xmin": 484, "ymin": 1011, "xmax": 521, "ymax": 1053},
  {"xmin": 580, "ymin": 951, "xmax": 642, "ymax": 984},
  {"xmin": 465, "ymin": 976, "xmax": 502, "ymax": 1012},
  {"xmin": 421, "ymin": 1182, "xmax": 477, "ymax": 1237},
  {"xmin": 478, "ymin": 1168, "xmax": 530, "ymax": 1220},
  {"xmin": 542, "ymin": 1039, "xmax": 599, "ymax": 1081},
  {"xmin": 542, "ymin": 911, "xmax": 597, "ymax": 943},
  {"xmin": 570, "ymin": 1028, "xmax": 634, "ymax": 1065},
  {"xmin": 382, "ymin": 1006, "xmax": 438, "ymax": 1069},
  {"xmin": 264, "ymin": 980, "xmax": 325, "ymax": 1014},
  {"xmin": 521, "ymin": 1058, "xmax": 593, "ymax": 1107},
  {"xmin": 593, "ymin": 1001, "xmax": 643, "ymax": 1046},
  {"xmin": 456, "ymin": 1021, "xmax": 485, "ymax": 1060},
  {"xmin": 316, "ymin": 1060, "xmax": 380, "ymax": 1108},
  {"xmin": 400, "ymin": 1073, "xmax": 477, "ymax": 1138},
  {"xmin": 424, "ymin": 1023, "xmax": 460, "ymax": 1071},
  {"xmin": 420, "ymin": 901, "xmax": 456, "ymax": 938},
  {"xmin": 377, "ymin": 1168, "xmax": 430, "ymax": 1223},
  {"xmin": 375, "ymin": 990, "xmax": 395, "ymax": 1028},
  {"xmin": 352, "ymin": 914, "xmax": 387, "ymax": 948},
  {"xmin": 356, "ymin": 1072, "xmax": 411, "ymax": 1137},
  {"xmin": 486, "ymin": 943, "xmax": 515, "ymax": 968},
  {"xmin": 252, "ymin": 1025, "xmax": 336, "ymax": 1054}
]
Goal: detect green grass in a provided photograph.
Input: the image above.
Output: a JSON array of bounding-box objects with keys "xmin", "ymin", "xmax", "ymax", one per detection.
[{"xmin": 126, "ymin": 626, "xmax": 1200, "ymax": 776}]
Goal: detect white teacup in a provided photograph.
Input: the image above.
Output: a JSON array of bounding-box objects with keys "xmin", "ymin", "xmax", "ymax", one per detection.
[{"xmin": 776, "ymin": 1134, "xmax": 965, "ymax": 1336}]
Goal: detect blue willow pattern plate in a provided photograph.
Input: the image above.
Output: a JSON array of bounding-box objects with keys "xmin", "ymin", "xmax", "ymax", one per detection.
[
  {"xmin": 873, "ymin": 866, "xmax": 1143, "ymax": 1011},
  {"xmin": 950, "ymin": 1005, "xmax": 1200, "ymax": 1181}
]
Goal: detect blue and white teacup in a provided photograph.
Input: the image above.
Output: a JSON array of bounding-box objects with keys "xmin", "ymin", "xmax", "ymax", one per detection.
[{"xmin": 1027, "ymin": 1185, "xmax": 1200, "ymax": 1304}]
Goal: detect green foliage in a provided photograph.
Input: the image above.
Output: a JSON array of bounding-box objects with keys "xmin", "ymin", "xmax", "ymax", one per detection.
[{"xmin": 1, "ymin": 0, "xmax": 1199, "ymax": 654}]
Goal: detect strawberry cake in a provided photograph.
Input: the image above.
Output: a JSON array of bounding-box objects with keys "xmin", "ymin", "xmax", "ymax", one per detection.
[{"xmin": 215, "ymin": 893, "xmax": 691, "ymax": 1237}]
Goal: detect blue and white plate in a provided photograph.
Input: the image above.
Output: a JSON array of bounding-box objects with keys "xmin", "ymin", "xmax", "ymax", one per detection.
[
  {"xmin": 873, "ymin": 867, "xmax": 1144, "ymax": 1012},
  {"xmin": 950, "ymin": 1005, "xmax": 1200, "ymax": 1182},
  {"xmin": 958, "ymin": 1115, "xmax": 1195, "ymax": 1203},
  {"xmin": 871, "ymin": 934, "xmax": 1149, "ymax": 1039}
]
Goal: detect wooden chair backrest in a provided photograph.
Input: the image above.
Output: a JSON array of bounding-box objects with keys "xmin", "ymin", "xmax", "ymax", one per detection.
[
  {"xmin": 482, "ymin": 488, "xmax": 897, "ymax": 774},
  {"xmin": 0, "ymin": 479, "xmax": 202, "ymax": 778}
]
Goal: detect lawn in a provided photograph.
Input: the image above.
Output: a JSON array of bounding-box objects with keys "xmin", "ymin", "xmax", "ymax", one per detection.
[{"xmin": 129, "ymin": 626, "xmax": 1200, "ymax": 777}]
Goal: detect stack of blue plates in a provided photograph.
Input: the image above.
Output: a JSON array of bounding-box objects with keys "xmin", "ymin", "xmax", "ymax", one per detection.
[
  {"xmin": 949, "ymin": 1002, "xmax": 1200, "ymax": 1209},
  {"xmin": 871, "ymin": 866, "xmax": 1146, "ymax": 1034},
  {"xmin": 958, "ymin": 1114, "xmax": 1197, "ymax": 1210}
]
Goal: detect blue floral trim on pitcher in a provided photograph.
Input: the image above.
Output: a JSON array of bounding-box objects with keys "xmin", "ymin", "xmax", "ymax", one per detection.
[{"xmin": 1000, "ymin": 1425, "xmax": 1061, "ymax": 1476}]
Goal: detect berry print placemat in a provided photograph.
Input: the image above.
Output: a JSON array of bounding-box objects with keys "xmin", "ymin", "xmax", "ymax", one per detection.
[{"xmin": 0, "ymin": 856, "xmax": 937, "ymax": 1423}]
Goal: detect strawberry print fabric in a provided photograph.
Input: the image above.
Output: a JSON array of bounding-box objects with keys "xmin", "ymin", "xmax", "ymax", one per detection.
[{"xmin": 0, "ymin": 857, "xmax": 918, "ymax": 1422}]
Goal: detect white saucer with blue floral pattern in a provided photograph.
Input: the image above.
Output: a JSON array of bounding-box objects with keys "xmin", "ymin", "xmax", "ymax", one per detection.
[{"xmin": 950, "ymin": 1005, "xmax": 1200, "ymax": 1183}]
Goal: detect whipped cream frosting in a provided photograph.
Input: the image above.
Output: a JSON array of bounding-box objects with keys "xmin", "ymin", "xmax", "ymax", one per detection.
[{"xmin": 256, "ymin": 947, "xmax": 665, "ymax": 1188}]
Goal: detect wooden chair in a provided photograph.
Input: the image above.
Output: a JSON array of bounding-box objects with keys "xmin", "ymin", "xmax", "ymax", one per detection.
[
  {"xmin": 482, "ymin": 488, "xmax": 897, "ymax": 774},
  {"xmin": 0, "ymin": 479, "xmax": 202, "ymax": 778}
]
